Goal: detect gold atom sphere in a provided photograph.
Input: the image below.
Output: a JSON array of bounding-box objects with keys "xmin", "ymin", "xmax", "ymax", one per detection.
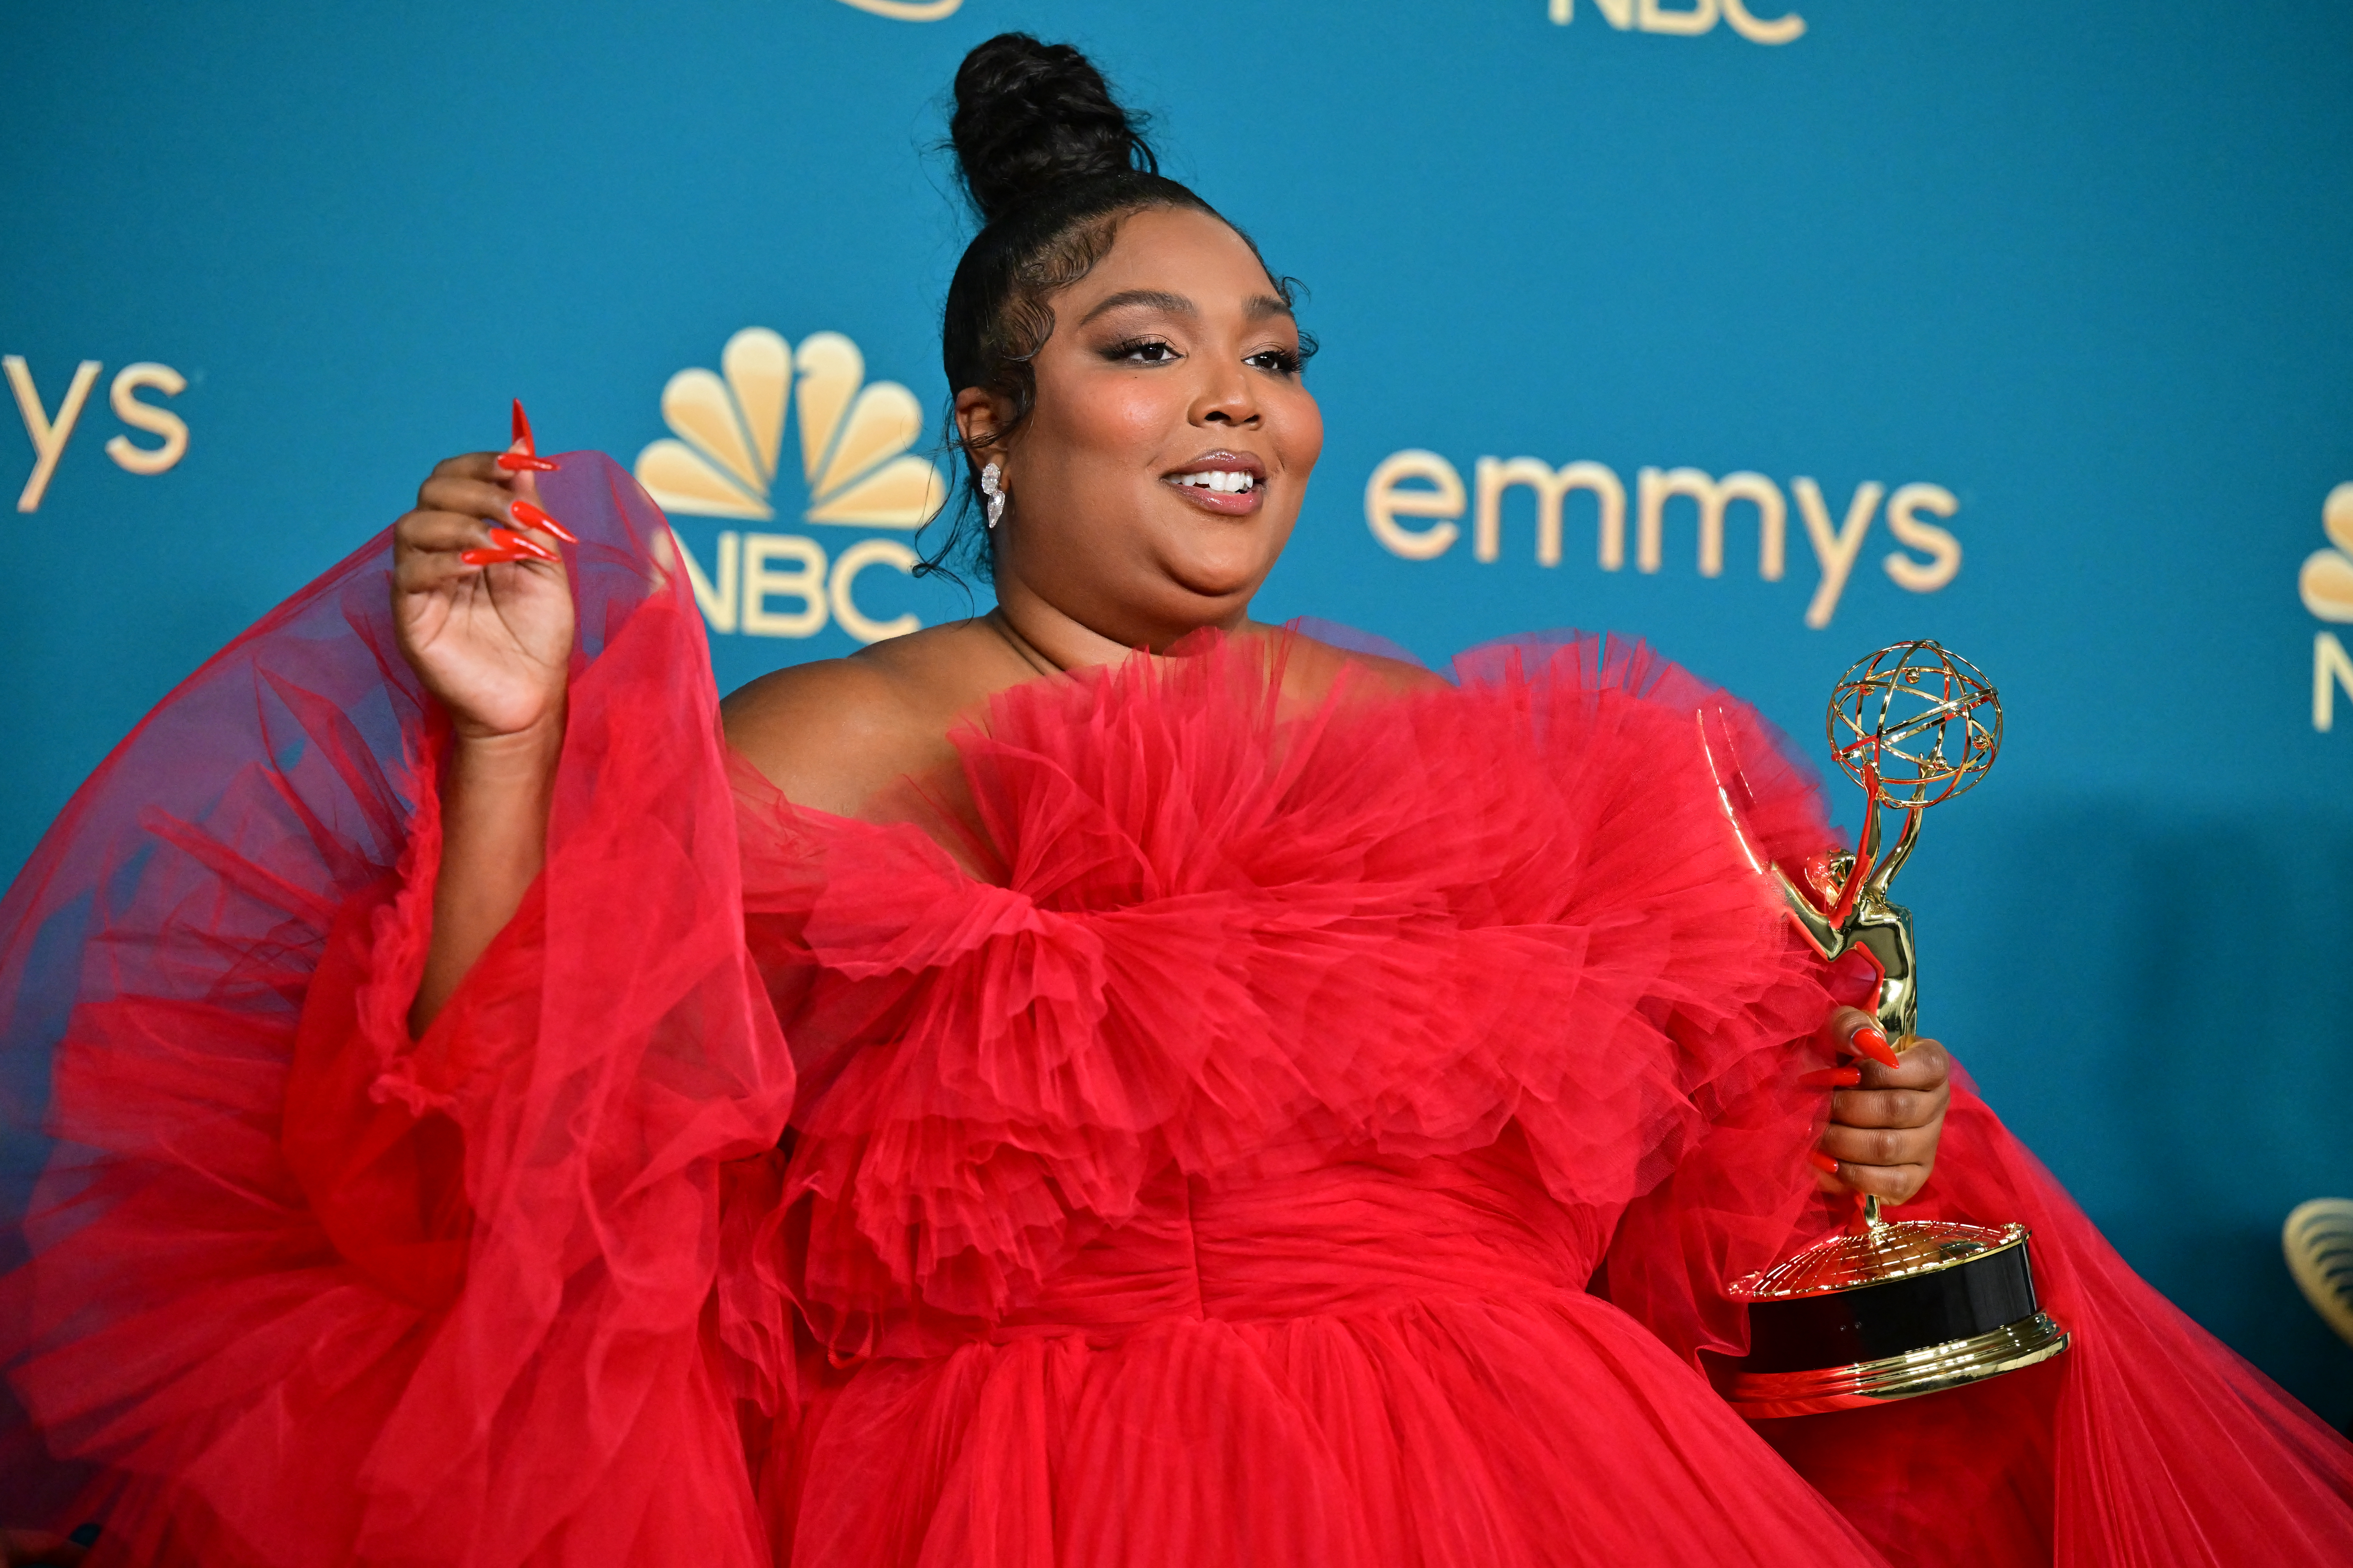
[{"xmin": 1828, "ymin": 641, "xmax": 2002, "ymax": 808}]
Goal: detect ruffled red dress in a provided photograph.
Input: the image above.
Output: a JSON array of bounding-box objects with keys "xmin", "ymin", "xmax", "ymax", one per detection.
[{"xmin": 2, "ymin": 456, "xmax": 2348, "ymax": 1567}]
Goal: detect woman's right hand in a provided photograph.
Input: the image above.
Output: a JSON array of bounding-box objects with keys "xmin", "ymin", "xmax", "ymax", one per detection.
[
  {"xmin": 392, "ymin": 420, "xmax": 576, "ymax": 742},
  {"xmin": 394, "ymin": 411, "xmax": 583, "ymax": 1031}
]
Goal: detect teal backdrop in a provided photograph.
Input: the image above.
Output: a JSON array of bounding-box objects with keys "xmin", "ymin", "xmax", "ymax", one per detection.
[{"xmin": 3, "ymin": 1, "xmax": 2350, "ymax": 1419}]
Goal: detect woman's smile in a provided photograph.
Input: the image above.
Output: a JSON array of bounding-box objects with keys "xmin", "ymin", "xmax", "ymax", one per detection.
[{"xmin": 1161, "ymin": 448, "xmax": 1267, "ymax": 515}]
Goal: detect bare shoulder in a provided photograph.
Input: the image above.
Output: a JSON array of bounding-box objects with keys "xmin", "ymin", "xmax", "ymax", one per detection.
[
  {"xmin": 1278, "ymin": 627, "xmax": 1450, "ymax": 703},
  {"xmin": 1345, "ymin": 648, "xmax": 1451, "ymax": 696},
  {"xmin": 722, "ymin": 621, "xmax": 999, "ymax": 817}
]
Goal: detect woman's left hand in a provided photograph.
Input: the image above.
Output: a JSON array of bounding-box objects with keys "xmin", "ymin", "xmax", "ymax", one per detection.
[{"xmin": 1808, "ymin": 1006, "xmax": 1951, "ymax": 1206}]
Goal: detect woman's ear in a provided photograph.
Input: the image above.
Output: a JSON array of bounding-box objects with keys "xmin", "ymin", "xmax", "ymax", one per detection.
[{"xmin": 953, "ymin": 387, "xmax": 1014, "ymax": 468}]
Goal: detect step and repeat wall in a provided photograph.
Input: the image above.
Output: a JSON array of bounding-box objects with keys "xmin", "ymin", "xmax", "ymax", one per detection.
[{"xmin": 4, "ymin": 1, "xmax": 2350, "ymax": 1417}]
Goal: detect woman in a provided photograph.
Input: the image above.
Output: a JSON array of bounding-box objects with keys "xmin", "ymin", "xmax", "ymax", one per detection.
[{"xmin": 3, "ymin": 33, "xmax": 2350, "ymax": 1568}]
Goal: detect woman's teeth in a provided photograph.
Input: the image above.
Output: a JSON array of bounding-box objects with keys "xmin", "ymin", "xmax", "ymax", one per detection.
[{"xmin": 1172, "ymin": 470, "xmax": 1258, "ymax": 494}]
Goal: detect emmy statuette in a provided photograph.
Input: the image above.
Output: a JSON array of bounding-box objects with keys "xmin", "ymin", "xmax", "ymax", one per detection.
[{"xmin": 1706, "ymin": 641, "xmax": 2069, "ymax": 1420}]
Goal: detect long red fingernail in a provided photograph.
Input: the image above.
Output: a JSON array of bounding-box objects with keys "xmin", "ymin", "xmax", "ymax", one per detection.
[
  {"xmin": 1808, "ymin": 1150, "xmax": 1841, "ymax": 1175},
  {"xmin": 511, "ymin": 499, "xmax": 578, "ymax": 543},
  {"xmin": 461, "ymin": 547, "xmax": 526, "ymax": 566},
  {"xmin": 498, "ymin": 453, "xmax": 560, "ymax": 472},
  {"xmin": 1851, "ymin": 1025, "xmax": 1900, "ymax": 1069},
  {"xmin": 1800, "ymin": 1067, "xmax": 1865, "ymax": 1088},
  {"xmin": 488, "ymin": 527, "xmax": 557, "ymax": 562},
  {"xmin": 512, "ymin": 398, "xmax": 536, "ymax": 456}
]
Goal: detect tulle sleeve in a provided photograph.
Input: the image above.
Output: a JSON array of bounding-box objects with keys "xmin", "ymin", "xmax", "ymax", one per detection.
[{"xmin": 0, "ymin": 456, "xmax": 793, "ymax": 1567}]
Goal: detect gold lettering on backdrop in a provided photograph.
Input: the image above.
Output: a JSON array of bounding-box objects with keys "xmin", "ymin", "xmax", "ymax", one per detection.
[
  {"xmin": 638, "ymin": 326, "xmax": 946, "ymax": 644},
  {"xmin": 743, "ymin": 533, "xmax": 828, "ymax": 639},
  {"xmin": 1550, "ymin": 0, "xmax": 1636, "ymax": 26},
  {"xmin": 1475, "ymin": 457, "xmax": 1626, "ymax": 568},
  {"xmin": 6, "ymin": 357, "xmax": 102, "ymax": 512},
  {"xmin": 829, "ymin": 539, "xmax": 921, "ymax": 643},
  {"xmin": 1365, "ymin": 450, "xmax": 1464, "ymax": 560},
  {"xmin": 104, "ymin": 363, "xmax": 190, "ymax": 475},
  {"xmin": 1548, "ymin": 0, "xmax": 1802, "ymax": 42},
  {"xmin": 1882, "ymin": 482, "xmax": 1964, "ymax": 593},
  {"xmin": 669, "ymin": 527, "xmax": 917, "ymax": 644},
  {"xmin": 1792, "ymin": 477, "xmax": 1884, "ymax": 629},
  {"xmin": 678, "ymin": 529, "xmax": 741, "ymax": 634},
  {"xmin": 2317, "ymin": 633, "xmax": 2353, "ymax": 733},
  {"xmin": 1638, "ymin": 0, "xmax": 1718, "ymax": 37},
  {"xmin": 1366, "ymin": 451, "xmax": 1961, "ymax": 627},
  {"xmin": 1722, "ymin": 0, "xmax": 1805, "ymax": 44},
  {"xmin": 1637, "ymin": 466, "xmax": 1786, "ymax": 579},
  {"xmin": 5, "ymin": 356, "xmax": 188, "ymax": 510}
]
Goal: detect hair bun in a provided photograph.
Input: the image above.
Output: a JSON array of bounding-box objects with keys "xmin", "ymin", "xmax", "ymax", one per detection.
[{"xmin": 950, "ymin": 34, "xmax": 1156, "ymax": 226}]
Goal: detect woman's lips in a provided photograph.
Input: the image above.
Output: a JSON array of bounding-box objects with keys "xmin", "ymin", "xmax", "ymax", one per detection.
[
  {"xmin": 1163, "ymin": 476, "xmax": 1264, "ymax": 516},
  {"xmin": 1162, "ymin": 458, "xmax": 1266, "ymax": 516}
]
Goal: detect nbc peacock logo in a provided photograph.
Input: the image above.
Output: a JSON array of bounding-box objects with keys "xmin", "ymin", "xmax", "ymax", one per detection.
[
  {"xmin": 834, "ymin": 0, "xmax": 963, "ymax": 16},
  {"xmin": 2302, "ymin": 481, "xmax": 2353, "ymax": 732},
  {"xmin": 636, "ymin": 327, "xmax": 948, "ymax": 644}
]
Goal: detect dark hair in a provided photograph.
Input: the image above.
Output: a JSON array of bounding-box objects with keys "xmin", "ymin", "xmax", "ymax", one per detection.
[{"xmin": 920, "ymin": 34, "xmax": 1308, "ymax": 582}]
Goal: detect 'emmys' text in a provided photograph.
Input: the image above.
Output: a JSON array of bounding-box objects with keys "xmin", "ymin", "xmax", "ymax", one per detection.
[
  {"xmin": 1364, "ymin": 450, "xmax": 1960, "ymax": 630},
  {"xmin": 5, "ymin": 356, "xmax": 189, "ymax": 512}
]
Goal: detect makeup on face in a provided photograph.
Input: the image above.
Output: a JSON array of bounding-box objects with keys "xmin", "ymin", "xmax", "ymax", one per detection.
[{"xmin": 966, "ymin": 207, "xmax": 1325, "ymax": 646}]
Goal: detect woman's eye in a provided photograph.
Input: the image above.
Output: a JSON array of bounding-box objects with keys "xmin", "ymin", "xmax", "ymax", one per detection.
[
  {"xmin": 1108, "ymin": 339, "xmax": 1180, "ymax": 365},
  {"xmin": 1247, "ymin": 348, "xmax": 1303, "ymax": 376}
]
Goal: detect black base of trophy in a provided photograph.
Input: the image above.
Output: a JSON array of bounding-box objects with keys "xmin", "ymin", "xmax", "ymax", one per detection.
[{"xmin": 1726, "ymin": 1217, "xmax": 2069, "ymax": 1419}]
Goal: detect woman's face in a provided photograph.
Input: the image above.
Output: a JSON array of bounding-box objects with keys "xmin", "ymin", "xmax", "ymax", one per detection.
[{"xmin": 958, "ymin": 206, "xmax": 1324, "ymax": 650}]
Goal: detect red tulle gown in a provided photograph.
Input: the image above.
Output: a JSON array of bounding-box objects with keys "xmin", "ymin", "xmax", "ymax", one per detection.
[{"xmin": 2, "ymin": 456, "xmax": 2348, "ymax": 1568}]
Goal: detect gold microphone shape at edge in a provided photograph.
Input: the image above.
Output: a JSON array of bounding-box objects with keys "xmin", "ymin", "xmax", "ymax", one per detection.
[{"xmin": 1701, "ymin": 640, "xmax": 2070, "ymax": 1420}]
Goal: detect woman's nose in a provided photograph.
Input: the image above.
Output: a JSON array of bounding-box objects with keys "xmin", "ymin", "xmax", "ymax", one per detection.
[{"xmin": 1192, "ymin": 363, "xmax": 1260, "ymax": 428}]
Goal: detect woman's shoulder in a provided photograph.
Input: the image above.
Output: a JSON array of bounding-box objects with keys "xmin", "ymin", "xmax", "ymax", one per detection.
[
  {"xmin": 721, "ymin": 621, "xmax": 999, "ymax": 818},
  {"xmin": 722, "ymin": 617, "xmax": 1448, "ymax": 816},
  {"xmin": 1272, "ymin": 624, "xmax": 1450, "ymax": 703}
]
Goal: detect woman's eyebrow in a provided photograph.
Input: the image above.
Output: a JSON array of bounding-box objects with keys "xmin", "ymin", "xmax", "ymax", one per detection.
[
  {"xmin": 1079, "ymin": 288, "xmax": 1195, "ymax": 325},
  {"xmin": 1077, "ymin": 288, "xmax": 1297, "ymax": 329}
]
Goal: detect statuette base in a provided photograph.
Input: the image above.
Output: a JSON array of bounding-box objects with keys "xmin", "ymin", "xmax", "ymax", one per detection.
[{"xmin": 1727, "ymin": 1311, "xmax": 2070, "ymax": 1419}]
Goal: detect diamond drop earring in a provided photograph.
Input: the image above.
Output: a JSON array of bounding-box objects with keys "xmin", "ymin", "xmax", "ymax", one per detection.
[{"xmin": 980, "ymin": 462, "xmax": 1006, "ymax": 530}]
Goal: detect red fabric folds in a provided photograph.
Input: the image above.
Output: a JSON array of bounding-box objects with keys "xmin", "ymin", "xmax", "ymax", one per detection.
[
  {"xmin": 0, "ymin": 457, "xmax": 791, "ymax": 1566},
  {"xmin": 737, "ymin": 632, "xmax": 1843, "ymax": 1374},
  {"xmin": 2, "ymin": 452, "xmax": 2350, "ymax": 1565}
]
